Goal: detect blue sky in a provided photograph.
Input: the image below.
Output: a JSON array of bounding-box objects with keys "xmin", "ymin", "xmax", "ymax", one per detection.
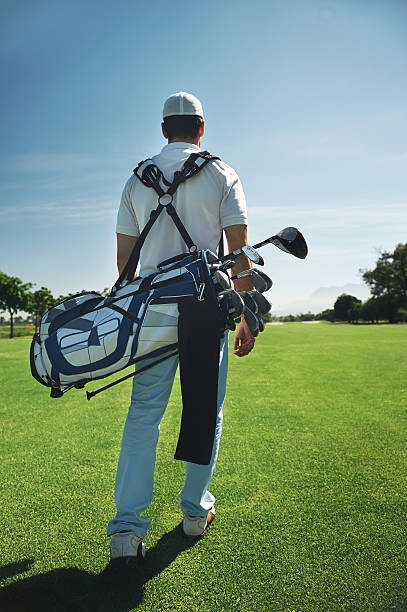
[{"xmin": 1, "ymin": 0, "xmax": 406, "ymax": 313}]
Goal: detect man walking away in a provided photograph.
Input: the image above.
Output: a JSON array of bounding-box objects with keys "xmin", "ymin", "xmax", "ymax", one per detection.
[{"xmin": 107, "ymin": 92, "xmax": 255, "ymax": 568}]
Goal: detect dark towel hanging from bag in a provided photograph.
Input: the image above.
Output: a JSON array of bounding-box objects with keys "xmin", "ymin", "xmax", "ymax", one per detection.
[{"xmin": 175, "ymin": 295, "xmax": 226, "ymax": 465}]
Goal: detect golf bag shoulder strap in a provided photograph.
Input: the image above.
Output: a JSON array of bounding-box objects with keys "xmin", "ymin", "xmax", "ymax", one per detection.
[
  {"xmin": 133, "ymin": 151, "xmax": 220, "ymax": 197},
  {"xmin": 113, "ymin": 152, "xmax": 220, "ymax": 292}
]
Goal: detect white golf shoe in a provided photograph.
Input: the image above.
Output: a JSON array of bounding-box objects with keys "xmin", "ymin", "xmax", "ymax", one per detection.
[
  {"xmin": 182, "ymin": 511, "xmax": 215, "ymax": 538},
  {"xmin": 109, "ymin": 531, "xmax": 146, "ymax": 569}
]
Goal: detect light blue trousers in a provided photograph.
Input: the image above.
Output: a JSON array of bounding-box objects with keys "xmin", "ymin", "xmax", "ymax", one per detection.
[{"xmin": 107, "ymin": 333, "xmax": 228, "ymax": 539}]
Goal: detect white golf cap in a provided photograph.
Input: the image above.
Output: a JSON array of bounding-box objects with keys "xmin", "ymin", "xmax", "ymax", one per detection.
[{"xmin": 162, "ymin": 92, "xmax": 204, "ymax": 119}]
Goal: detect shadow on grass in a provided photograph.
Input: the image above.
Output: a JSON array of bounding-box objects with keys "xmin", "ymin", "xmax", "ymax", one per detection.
[{"xmin": 0, "ymin": 523, "xmax": 197, "ymax": 612}]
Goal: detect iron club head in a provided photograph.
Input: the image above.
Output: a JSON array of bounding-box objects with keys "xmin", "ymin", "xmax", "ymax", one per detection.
[
  {"xmin": 248, "ymin": 290, "xmax": 272, "ymax": 315},
  {"xmin": 218, "ymin": 289, "xmax": 245, "ymax": 319},
  {"xmin": 241, "ymin": 245, "xmax": 264, "ymax": 266},
  {"xmin": 231, "ymin": 269, "xmax": 272, "ymax": 294},
  {"xmin": 239, "ymin": 291, "xmax": 259, "ymax": 314},
  {"xmin": 254, "ymin": 270, "xmax": 273, "ymax": 292},
  {"xmin": 242, "ymin": 306, "xmax": 259, "ymax": 337},
  {"xmin": 212, "ymin": 270, "xmax": 232, "ymax": 292},
  {"xmin": 218, "ymin": 245, "xmax": 264, "ymax": 267}
]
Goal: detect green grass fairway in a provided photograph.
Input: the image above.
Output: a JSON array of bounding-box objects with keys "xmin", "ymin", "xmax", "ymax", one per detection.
[{"xmin": 1, "ymin": 323, "xmax": 406, "ymax": 611}]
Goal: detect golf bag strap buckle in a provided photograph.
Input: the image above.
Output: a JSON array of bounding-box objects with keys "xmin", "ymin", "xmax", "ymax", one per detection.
[{"xmin": 158, "ymin": 193, "xmax": 173, "ymax": 206}]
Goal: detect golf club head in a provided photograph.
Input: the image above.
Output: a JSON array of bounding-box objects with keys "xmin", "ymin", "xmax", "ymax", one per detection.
[
  {"xmin": 218, "ymin": 289, "xmax": 245, "ymax": 319},
  {"xmin": 243, "ymin": 306, "xmax": 259, "ymax": 337},
  {"xmin": 255, "ymin": 270, "xmax": 273, "ymax": 292},
  {"xmin": 252, "ymin": 227, "xmax": 308, "ymax": 259},
  {"xmin": 257, "ymin": 315, "xmax": 265, "ymax": 333},
  {"xmin": 218, "ymin": 259, "xmax": 235, "ymax": 272},
  {"xmin": 248, "ymin": 290, "xmax": 272, "ymax": 315},
  {"xmin": 212, "ymin": 270, "xmax": 232, "ymax": 292},
  {"xmin": 239, "ymin": 291, "xmax": 259, "ymax": 314},
  {"xmin": 206, "ymin": 250, "xmax": 220, "ymax": 263},
  {"xmin": 241, "ymin": 245, "xmax": 264, "ymax": 266},
  {"xmin": 269, "ymin": 227, "xmax": 308, "ymax": 259},
  {"xmin": 232, "ymin": 269, "xmax": 271, "ymax": 293}
]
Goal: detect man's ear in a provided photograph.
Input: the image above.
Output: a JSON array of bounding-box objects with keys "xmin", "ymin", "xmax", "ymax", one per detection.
[
  {"xmin": 161, "ymin": 122, "xmax": 168, "ymax": 139},
  {"xmin": 199, "ymin": 120, "xmax": 205, "ymax": 138}
]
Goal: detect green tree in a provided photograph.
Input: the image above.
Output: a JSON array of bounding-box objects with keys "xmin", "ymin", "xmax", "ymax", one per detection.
[
  {"xmin": 334, "ymin": 294, "xmax": 362, "ymax": 323},
  {"xmin": 317, "ymin": 308, "xmax": 335, "ymax": 322},
  {"xmin": 26, "ymin": 287, "xmax": 55, "ymax": 333},
  {"xmin": 361, "ymin": 243, "xmax": 407, "ymax": 323},
  {"xmin": 298, "ymin": 312, "xmax": 315, "ymax": 321},
  {"xmin": 0, "ymin": 272, "xmax": 33, "ymax": 338},
  {"xmin": 360, "ymin": 297, "xmax": 380, "ymax": 324}
]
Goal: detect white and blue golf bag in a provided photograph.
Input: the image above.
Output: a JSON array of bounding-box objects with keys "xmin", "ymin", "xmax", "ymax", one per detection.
[
  {"xmin": 30, "ymin": 249, "xmax": 224, "ymax": 396},
  {"xmin": 30, "ymin": 152, "xmax": 227, "ymax": 397}
]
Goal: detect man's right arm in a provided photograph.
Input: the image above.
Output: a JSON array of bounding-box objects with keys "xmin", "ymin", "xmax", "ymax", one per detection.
[
  {"xmin": 116, "ymin": 233, "xmax": 138, "ymax": 276},
  {"xmin": 116, "ymin": 176, "xmax": 140, "ymax": 277},
  {"xmin": 224, "ymin": 224, "xmax": 255, "ymax": 358}
]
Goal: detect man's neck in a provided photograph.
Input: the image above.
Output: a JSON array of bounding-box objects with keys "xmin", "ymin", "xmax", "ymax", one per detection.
[{"xmin": 168, "ymin": 137, "xmax": 201, "ymax": 147}]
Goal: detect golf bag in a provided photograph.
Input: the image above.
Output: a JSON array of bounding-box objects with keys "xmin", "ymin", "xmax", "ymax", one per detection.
[{"xmin": 30, "ymin": 248, "xmax": 225, "ymax": 395}]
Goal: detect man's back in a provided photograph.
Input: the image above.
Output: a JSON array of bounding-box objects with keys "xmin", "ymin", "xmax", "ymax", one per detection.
[{"xmin": 116, "ymin": 142, "xmax": 247, "ymax": 276}]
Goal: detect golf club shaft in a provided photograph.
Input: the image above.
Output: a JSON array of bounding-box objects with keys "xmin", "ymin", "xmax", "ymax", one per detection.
[{"xmin": 252, "ymin": 238, "xmax": 272, "ymax": 249}]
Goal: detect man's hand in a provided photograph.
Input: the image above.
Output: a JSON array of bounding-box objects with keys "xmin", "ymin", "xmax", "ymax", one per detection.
[{"xmin": 234, "ymin": 317, "xmax": 255, "ymax": 357}]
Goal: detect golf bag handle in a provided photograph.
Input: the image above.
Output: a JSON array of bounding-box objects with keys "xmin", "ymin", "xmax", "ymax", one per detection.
[{"xmin": 158, "ymin": 252, "xmax": 190, "ymax": 269}]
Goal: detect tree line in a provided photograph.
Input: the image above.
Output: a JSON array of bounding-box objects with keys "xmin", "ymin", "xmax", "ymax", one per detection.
[
  {"xmin": 277, "ymin": 243, "xmax": 407, "ymax": 324},
  {"xmin": 1, "ymin": 242, "xmax": 406, "ymax": 337},
  {"xmin": 0, "ymin": 272, "xmax": 109, "ymax": 338},
  {"xmin": 320, "ymin": 242, "xmax": 407, "ymax": 324}
]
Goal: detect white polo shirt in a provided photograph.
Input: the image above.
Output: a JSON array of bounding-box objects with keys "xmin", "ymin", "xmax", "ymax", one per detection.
[{"xmin": 116, "ymin": 142, "xmax": 247, "ymax": 277}]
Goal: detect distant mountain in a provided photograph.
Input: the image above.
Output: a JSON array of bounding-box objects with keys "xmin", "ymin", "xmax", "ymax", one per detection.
[{"xmin": 274, "ymin": 283, "xmax": 370, "ymax": 316}]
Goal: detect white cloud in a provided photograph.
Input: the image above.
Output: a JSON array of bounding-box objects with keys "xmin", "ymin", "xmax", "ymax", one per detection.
[{"xmin": 0, "ymin": 197, "xmax": 116, "ymax": 223}]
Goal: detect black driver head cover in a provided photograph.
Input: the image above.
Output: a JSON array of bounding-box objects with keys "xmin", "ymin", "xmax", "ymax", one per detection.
[{"xmin": 273, "ymin": 227, "xmax": 308, "ymax": 259}]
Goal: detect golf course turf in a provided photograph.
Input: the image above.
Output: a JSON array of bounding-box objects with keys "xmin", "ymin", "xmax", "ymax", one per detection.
[{"xmin": 0, "ymin": 323, "xmax": 406, "ymax": 611}]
